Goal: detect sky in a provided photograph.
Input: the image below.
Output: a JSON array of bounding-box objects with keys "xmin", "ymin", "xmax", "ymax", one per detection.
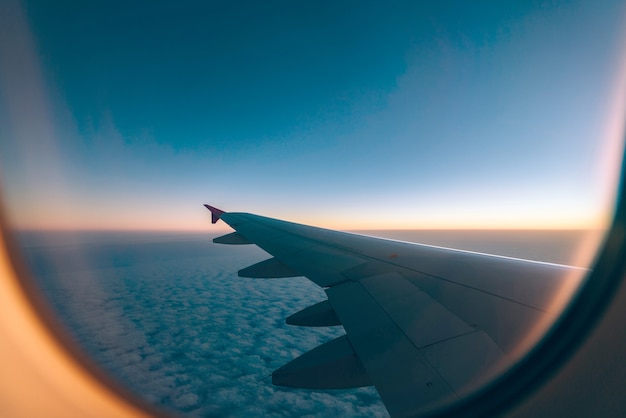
[{"xmin": 1, "ymin": 0, "xmax": 626, "ymax": 231}]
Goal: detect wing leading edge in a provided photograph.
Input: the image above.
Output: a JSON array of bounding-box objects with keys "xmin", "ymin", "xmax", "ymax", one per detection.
[{"xmin": 204, "ymin": 204, "xmax": 584, "ymax": 416}]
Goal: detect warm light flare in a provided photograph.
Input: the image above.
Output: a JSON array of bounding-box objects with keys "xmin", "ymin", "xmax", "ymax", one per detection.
[{"xmin": 0, "ymin": 227, "xmax": 151, "ymax": 417}]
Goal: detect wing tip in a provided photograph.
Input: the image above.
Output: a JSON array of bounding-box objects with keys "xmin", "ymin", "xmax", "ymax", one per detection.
[{"xmin": 204, "ymin": 204, "xmax": 225, "ymax": 224}]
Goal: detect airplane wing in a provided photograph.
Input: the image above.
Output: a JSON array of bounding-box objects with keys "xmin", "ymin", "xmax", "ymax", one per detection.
[{"xmin": 204, "ymin": 205, "xmax": 584, "ymax": 417}]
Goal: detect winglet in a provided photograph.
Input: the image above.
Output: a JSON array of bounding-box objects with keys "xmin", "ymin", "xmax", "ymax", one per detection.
[{"xmin": 204, "ymin": 204, "xmax": 225, "ymax": 224}]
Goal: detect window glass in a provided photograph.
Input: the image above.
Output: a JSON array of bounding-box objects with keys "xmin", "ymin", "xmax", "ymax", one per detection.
[{"xmin": 1, "ymin": 1, "xmax": 624, "ymax": 416}]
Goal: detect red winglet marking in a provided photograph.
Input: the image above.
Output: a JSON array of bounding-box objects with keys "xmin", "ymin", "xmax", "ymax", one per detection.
[{"xmin": 204, "ymin": 204, "xmax": 225, "ymax": 224}]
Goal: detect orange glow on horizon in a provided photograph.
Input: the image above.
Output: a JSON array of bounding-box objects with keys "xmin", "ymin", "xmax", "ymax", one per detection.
[
  {"xmin": 4, "ymin": 201, "xmax": 612, "ymax": 233},
  {"xmin": 7, "ymin": 213, "xmax": 610, "ymax": 233}
]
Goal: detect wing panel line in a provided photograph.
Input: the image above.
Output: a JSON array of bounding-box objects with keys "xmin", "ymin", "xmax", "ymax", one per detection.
[{"xmin": 223, "ymin": 214, "xmax": 557, "ymax": 313}]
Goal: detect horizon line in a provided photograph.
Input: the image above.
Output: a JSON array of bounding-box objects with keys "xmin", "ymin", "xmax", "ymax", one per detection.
[{"xmin": 8, "ymin": 226, "xmax": 609, "ymax": 233}]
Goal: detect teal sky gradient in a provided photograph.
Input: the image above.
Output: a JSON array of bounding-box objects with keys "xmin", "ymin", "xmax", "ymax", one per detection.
[{"xmin": 1, "ymin": 0, "xmax": 625, "ymax": 230}]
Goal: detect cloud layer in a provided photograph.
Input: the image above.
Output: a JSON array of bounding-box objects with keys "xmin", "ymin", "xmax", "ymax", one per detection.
[{"xmin": 19, "ymin": 231, "xmax": 388, "ymax": 417}]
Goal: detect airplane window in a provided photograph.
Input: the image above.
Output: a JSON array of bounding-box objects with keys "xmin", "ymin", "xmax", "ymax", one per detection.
[{"xmin": 1, "ymin": 1, "xmax": 625, "ymax": 417}]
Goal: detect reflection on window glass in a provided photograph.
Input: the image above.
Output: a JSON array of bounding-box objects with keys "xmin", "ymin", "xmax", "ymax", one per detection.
[{"xmin": 1, "ymin": 0, "xmax": 625, "ymax": 416}]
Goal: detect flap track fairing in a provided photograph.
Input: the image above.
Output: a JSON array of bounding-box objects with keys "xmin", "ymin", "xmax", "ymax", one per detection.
[
  {"xmin": 213, "ymin": 232, "xmax": 253, "ymax": 245},
  {"xmin": 272, "ymin": 335, "xmax": 372, "ymax": 389},
  {"xmin": 238, "ymin": 257, "xmax": 300, "ymax": 278},
  {"xmin": 286, "ymin": 300, "xmax": 341, "ymax": 327}
]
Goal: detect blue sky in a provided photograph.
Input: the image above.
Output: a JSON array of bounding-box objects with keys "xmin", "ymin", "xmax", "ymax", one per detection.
[{"xmin": 1, "ymin": 0, "xmax": 625, "ymax": 230}]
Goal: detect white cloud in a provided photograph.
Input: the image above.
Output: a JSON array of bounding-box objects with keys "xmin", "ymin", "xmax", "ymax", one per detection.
[{"xmin": 21, "ymin": 232, "xmax": 388, "ymax": 416}]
